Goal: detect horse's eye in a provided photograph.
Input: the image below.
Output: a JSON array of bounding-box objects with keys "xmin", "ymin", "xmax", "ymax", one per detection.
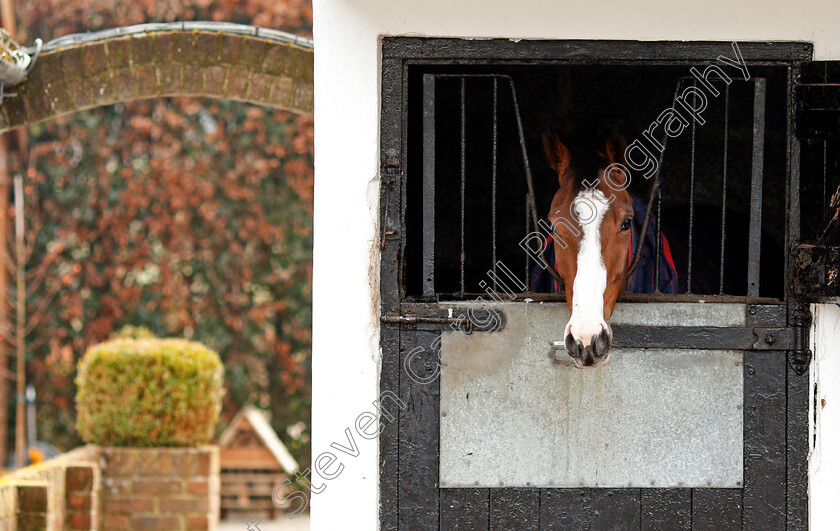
[{"xmin": 621, "ymin": 218, "xmax": 632, "ymax": 231}]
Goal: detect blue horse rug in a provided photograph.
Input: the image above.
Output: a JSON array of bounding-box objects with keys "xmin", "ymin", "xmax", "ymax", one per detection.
[{"xmin": 529, "ymin": 194, "xmax": 679, "ymax": 294}]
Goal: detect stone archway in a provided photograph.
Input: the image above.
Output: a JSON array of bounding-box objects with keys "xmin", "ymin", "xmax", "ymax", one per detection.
[{"xmin": 0, "ymin": 23, "xmax": 313, "ymax": 133}]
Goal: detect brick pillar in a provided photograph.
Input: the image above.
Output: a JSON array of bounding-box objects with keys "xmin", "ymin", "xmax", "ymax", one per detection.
[
  {"xmin": 100, "ymin": 447, "xmax": 220, "ymax": 531},
  {"xmin": 65, "ymin": 464, "xmax": 100, "ymax": 530},
  {"xmin": 16, "ymin": 483, "xmax": 48, "ymax": 530}
]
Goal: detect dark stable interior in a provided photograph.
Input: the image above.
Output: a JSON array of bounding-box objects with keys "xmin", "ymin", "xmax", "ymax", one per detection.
[{"xmin": 403, "ymin": 64, "xmax": 790, "ymax": 300}]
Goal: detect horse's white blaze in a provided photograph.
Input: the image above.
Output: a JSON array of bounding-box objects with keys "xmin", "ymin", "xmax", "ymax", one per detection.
[{"xmin": 565, "ymin": 188, "xmax": 609, "ymax": 347}]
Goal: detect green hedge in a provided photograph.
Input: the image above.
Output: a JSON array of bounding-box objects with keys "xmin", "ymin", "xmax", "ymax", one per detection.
[
  {"xmin": 110, "ymin": 325, "xmax": 156, "ymax": 340},
  {"xmin": 76, "ymin": 338, "xmax": 225, "ymax": 447}
]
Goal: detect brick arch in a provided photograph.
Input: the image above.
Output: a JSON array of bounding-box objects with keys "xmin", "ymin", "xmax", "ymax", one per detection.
[{"xmin": 0, "ymin": 26, "xmax": 313, "ymax": 133}]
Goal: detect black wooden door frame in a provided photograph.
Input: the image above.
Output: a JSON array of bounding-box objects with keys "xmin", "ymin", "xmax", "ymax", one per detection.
[{"xmin": 378, "ymin": 38, "xmax": 813, "ymax": 530}]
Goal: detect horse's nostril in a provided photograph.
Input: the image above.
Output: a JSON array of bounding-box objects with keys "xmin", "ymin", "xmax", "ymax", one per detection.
[
  {"xmin": 594, "ymin": 329, "xmax": 612, "ymax": 358},
  {"xmin": 564, "ymin": 333, "xmax": 584, "ymax": 359}
]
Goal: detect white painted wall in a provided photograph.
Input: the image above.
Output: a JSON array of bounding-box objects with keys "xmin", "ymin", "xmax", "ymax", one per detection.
[
  {"xmin": 311, "ymin": 1, "xmax": 840, "ymax": 528},
  {"xmin": 810, "ymin": 304, "xmax": 840, "ymax": 530}
]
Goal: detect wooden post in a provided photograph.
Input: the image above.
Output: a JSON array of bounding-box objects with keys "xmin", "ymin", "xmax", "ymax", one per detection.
[
  {"xmin": 0, "ymin": 141, "xmax": 8, "ymax": 468},
  {"xmin": 0, "ymin": 143, "xmax": 8, "ymax": 468},
  {"xmin": 0, "ymin": 0, "xmax": 16, "ymax": 469},
  {"xmin": 13, "ymin": 174, "xmax": 22, "ymax": 468}
]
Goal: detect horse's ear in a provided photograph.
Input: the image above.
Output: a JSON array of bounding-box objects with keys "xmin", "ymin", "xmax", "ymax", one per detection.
[
  {"xmin": 603, "ymin": 129, "xmax": 627, "ymax": 166},
  {"xmin": 543, "ymin": 133, "xmax": 571, "ymax": 184}
]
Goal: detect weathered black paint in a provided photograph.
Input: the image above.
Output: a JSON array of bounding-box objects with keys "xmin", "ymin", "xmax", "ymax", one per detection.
[
  {"xmin": 592, "ymin": 490, "xmax": 641, "ymax": 529},
  {"xmin": 382, "ymin": 38, "xmax": 812, "ymax": 64},
  {"xmin": 398, "ymin": 328, "xmax": 441, "ymax": 530},
  {"xmin": 692, "ymin": 489, "xmax": 742, "ymax": 530},
  {"xmin": 743, "ymin": 352, "xmax": 787, "ymax": 529},
  {"xmin": 641, "ymin": 489, "xmax": 691, "ymax": 531},
  {"xmin": 379, "ymin": 37, "xmax": 814, "ymax": 530},
  {"xmin": 787, "ymin": 63, "xmax": 812, "ymax": 531},
  {"xmin": 379, "ymin": 325, "xmax": 400, "ymax": 531},
  {"xmin": 490, "ymin": 489, "xmax": 540, "ymax": 530},
  {"xmin": 539, "ymin": 490, "xmax": 589, "ymax": 530},
  {"xmin": 440, "ymin": 489, "xmax": 489, "ymax": 530},
  {"xmin": 611, "ymin": 325, "xmax": 793, "ymax": 350},
  {"xmin": 379, "ymin": 51, "xmax": 403, "ymax": 531}
]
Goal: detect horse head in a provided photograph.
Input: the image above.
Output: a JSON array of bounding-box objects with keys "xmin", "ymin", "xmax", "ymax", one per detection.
[{"xmin": 544, "ymin": 130, "xmax": 633, "ymax": 367}]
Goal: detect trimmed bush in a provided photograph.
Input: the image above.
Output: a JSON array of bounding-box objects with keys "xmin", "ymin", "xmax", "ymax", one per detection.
[
  {"xmin": 110, "ymin": 325, "xmax": 156, "ymax": 340},
  {"xmin": 76, "ymin": 338, "xmax": 225, "ymax": 447}
]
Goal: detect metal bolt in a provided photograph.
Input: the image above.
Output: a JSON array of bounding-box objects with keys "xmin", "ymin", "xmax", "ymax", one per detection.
[
  {"xmin": 750, "ymin": 308, "xmax": 756, "ymax": 315},
  {"xmin": 749, "ymin": 367, "xmax": 755, "ymax": 375},
  {"xmin": 765, "ymin": 334, "xmax": 776, "ymax": 345}
]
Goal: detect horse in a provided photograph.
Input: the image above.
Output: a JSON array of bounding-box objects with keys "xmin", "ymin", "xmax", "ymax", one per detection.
[{"xmin": 538, "ymin": 130, "xmax": 677, "ymax": 368}]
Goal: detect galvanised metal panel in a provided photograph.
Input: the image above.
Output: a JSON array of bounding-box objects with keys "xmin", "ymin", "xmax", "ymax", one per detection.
[{"xmin": 440, "ymin": 303, "xmax": 743, "ymax": 488}]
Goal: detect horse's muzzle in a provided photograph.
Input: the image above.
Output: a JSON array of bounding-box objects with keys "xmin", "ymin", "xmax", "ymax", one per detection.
[{"xmin": 564, "ymin": 326, "xmax": 612, "ymax": 367}]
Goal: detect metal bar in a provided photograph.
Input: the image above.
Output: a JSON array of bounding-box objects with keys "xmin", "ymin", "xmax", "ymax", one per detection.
[
  {"xmin": 747, "ymin": 77, "xmax": 767, "ymax": 297},
  {"xmin": 460, "ymin": 77, "xmax": 466, "ymax": 295},
  {"xmin": 824, "ymin": 138, "xmax": 828, "ymax": 225},
  {"xmin": 720, "ymin": 83, "xmax": 729, "ymax": 294},
  {"xmin": 688, "ymin": 80, "xmax": 696, "ymax": 293},
  {"xmin": 427, "ymin": 292, "xmax": 784, "ymax": 304},
  {"xmin": 651, "ymin": 80, "xmax": 684, "ymax": 293},
  {"xmin": 385, "ymin": 310, "xmax": 791, "ymax": 349},
  {"xmin": 422, "ymin": 74, "xmax": 436, "ymax": 296},
  {"xmin": 508, "ymin": 77, "xmax": 544, "ymax": 290},
  {"xmin": 508, "ymin": 78, "xmax": 541, "ymax": 234},
  {"xmin": 492, "ymin": 77, "xmax": 498, "ymax": 291},
  {"xmin": 380, "ymin": 309, "xmax": 505, "ymax": 332},
  {"xmin": 434, "ymin": 74, "xmax": 512, "ymax": 78},
  {"xmin": 610, "ymin": 325, "xmax": 793, "ymax": 351},
  {"xmin": 654, "ymin": 187, "xmax": 661, "ymax": 292},
  {"xmin": 524, "ymin": 194, "xmax": 530, "ymax": 287}
]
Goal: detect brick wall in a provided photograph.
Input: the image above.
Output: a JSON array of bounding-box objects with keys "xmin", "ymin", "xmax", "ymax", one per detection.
[
  {"xmin": 14, "ymin": 483, "xmax": 49, "ymax": 530},
  {"xmin": 0, "ymin": 445, "xmax": 99, "ymax": 530},
  {"xmin": 0, "ymin": 29, "xmax": 313, "ymax": 135},
  {"xmin": 100, "ymin": 447, "xmax": 220, "ymax": 531},
  {"xmin": 65, "ymin": 465, "xmax": 98, "ymax": 531},
  {"xmin": 0, "ymin": 445, "xmax": 220, "ymax": 530}
]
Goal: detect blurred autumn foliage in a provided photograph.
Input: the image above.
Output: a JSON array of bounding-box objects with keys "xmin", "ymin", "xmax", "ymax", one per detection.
[{"xmin": 5, "ymin": 0, "xmax": 314, "ymax": 466}]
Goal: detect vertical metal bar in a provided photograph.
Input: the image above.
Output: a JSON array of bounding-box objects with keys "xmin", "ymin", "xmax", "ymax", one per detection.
[
  {"xmin": 525, "ymin": 195, "xmax": 530, "ymax": 287},
  {"xmin": 508, "ymin": 77, "xmax": 540, "ymax": 233},
  {"xmin": 491, "ymin": 77, "xmax": 498, "ymax": 291},
  {"xmin": 747, "ymin": 77, "xmax": 767, "ymax": 298},
  {"xmin": 719, "ymin": 83, "xmax": 729, "ymax": 294},
  {"xmin": 651, "ymin": 80, "xmax": 683, "ymax": 293},
  {"xmin": 422, "ymin": 74, "xmax": 436, "ymax": 296},
  {"xmin": 687, "ymin": 81, "xmax": 696, "ymax": 293},
  {"xmin": 508, "ymin": 77, "xmax": 542, "ymax": 291},
  {"xmin": 654, "ymin": 187, "xmax": 661, "ymax": 292},
  {"xmin": 460, "ymin": 77, "xmax": 466, "ymax": 295},
  {"xmin": 823, "ymin": 138, "xmax": 828, "ymax": 226}
]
